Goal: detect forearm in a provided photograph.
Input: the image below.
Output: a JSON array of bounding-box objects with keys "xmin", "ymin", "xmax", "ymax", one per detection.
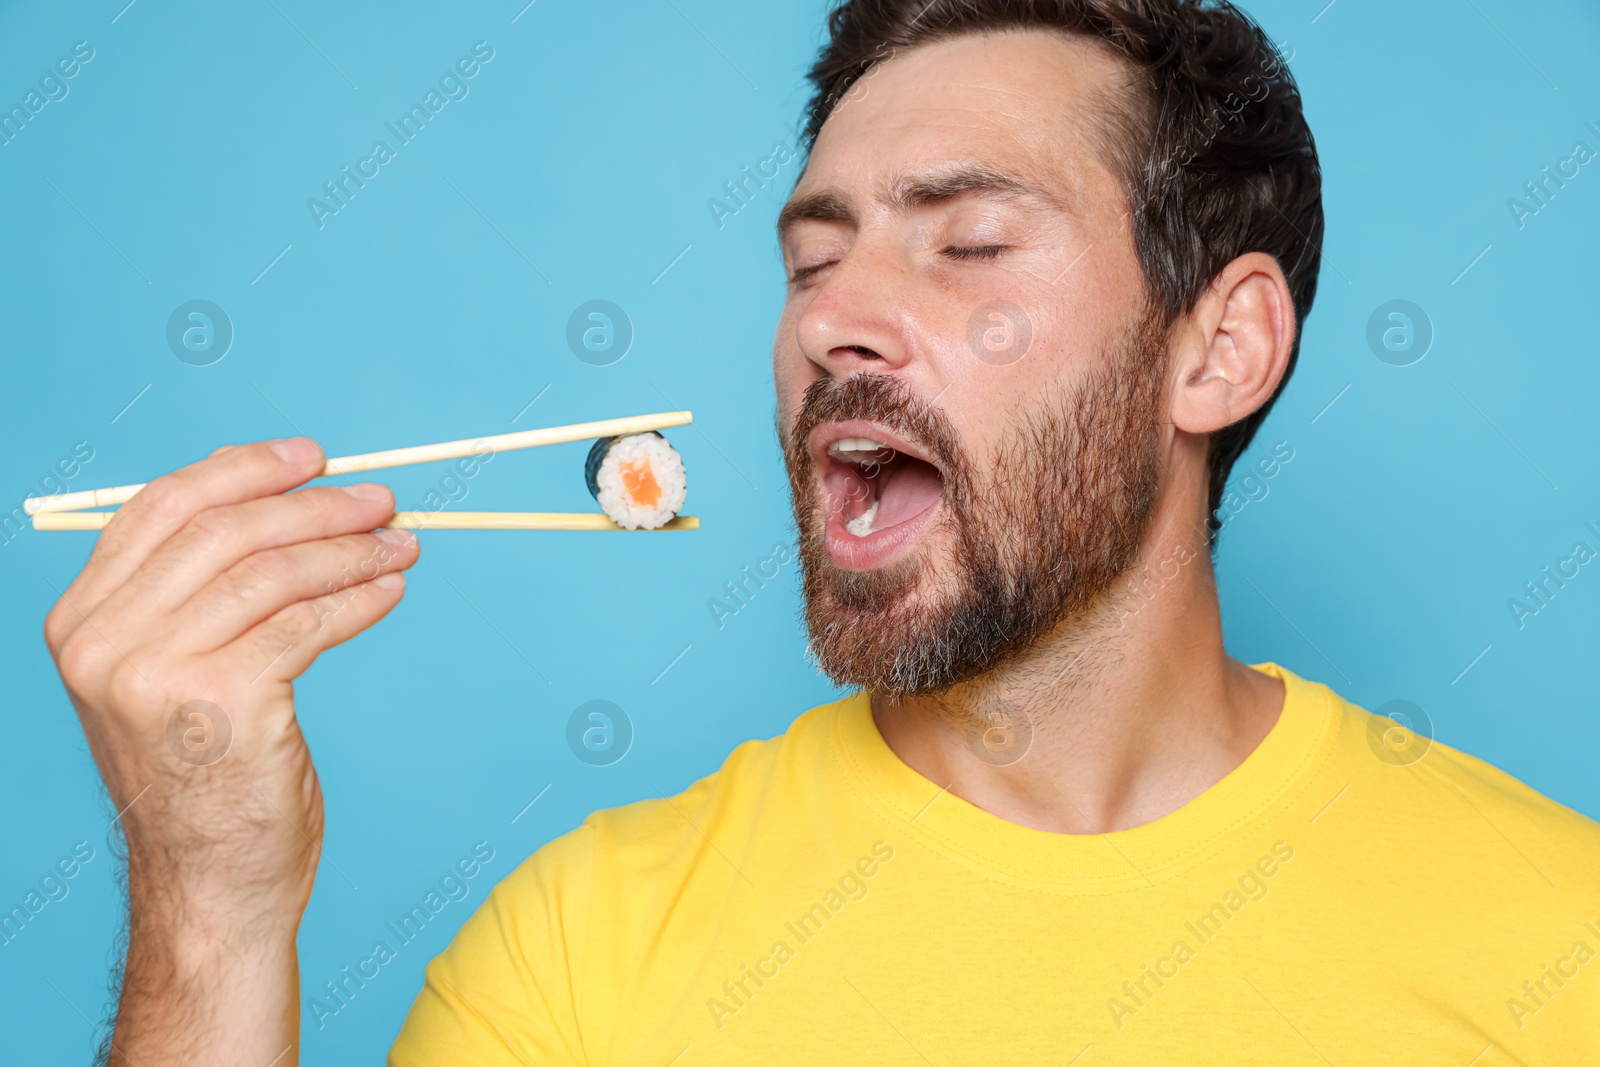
[{"xmin": 105, "ymin": 884, "xmax": 302, "ymax": 1066}]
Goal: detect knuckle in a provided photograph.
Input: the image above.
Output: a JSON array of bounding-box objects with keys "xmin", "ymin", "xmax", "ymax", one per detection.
[
  {"xmin": 43, "ymin": 601, "xmax": 76, "ymax": 654},
  {"xmin": 294, "ymin": 600, "xmax": 326, "ymax": 635},
  {"xmin": 267, "ymin": 602, "xmax": 322, "ymax": 645},
  {"xmin": 184, "ymin": 508, "xmax": 240, "ymax": 556},
  {"xmin": 227, "ymin": 551, "xmax": 290, "ymax": 601},
  {"xmin": 105, "ymin": 658, "xmax": 155, "ymax": 710},
  {"xmin": 137, "ymin": 475, "xmax": 192, "ymax": 524},
  {"xmin": 57, "ymin": 629, "xmax": 114, "ymax": 689}
]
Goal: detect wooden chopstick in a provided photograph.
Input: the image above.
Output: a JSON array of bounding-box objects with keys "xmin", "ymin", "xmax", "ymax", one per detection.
[
  {"xmin": 25, "ymin": 410, "xmax": 693, "ymax": 516},
  {"xmin": 34, "ymin": 511, "xmax": 701, "ymax": 532}
]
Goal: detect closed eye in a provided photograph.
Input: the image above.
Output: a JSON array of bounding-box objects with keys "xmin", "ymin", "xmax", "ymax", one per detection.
[
  {"xmin": 788, "ymin": 260, "xmax": 835, "ymax": 286},
  {"xmin": 942, "ymin": 245, "xmax": 1006, "ymax": 262},
  {"xmin": 790, "ymin": 244, "xmax": 1005, "ymax": 284}
]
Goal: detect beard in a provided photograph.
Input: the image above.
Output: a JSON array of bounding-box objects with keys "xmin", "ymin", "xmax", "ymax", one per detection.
[{"xmin": 781, "ymin": 305, "xmax": 1168, "ymax": 698}]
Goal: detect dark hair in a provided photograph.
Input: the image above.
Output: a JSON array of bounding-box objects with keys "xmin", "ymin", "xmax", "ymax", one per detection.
[{"xmin": 799, "ymin": 0, "xmax": 1323, "ymax": 536}]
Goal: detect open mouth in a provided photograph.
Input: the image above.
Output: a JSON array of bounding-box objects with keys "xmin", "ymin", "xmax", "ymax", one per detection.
[{"xmin": 811, "ymin": 421, "xmax": 946, "ymax": 569}]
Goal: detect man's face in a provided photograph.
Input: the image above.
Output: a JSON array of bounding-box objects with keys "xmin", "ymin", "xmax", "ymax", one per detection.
[{"xmin": 775, "ymin": 31, "xmax": 1170, "ymax": 696}]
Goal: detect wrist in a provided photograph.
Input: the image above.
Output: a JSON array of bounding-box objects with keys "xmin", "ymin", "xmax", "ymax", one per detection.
[
  {"xmin": 112, "ymin": 900, "xmax": 302, "ymax": 1065},
  {"xmin": 129, "ymin": 906, "xmax": 300, "ymax": 975},
  {"xmin": 124, "ymin": 845, "xmax": 314, "ymax": 941}
]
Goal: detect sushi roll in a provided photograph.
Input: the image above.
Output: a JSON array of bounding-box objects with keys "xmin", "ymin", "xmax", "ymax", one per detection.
[{"xmin": 585, "ymin": 431, "xmax": 687, "ymax": 530}]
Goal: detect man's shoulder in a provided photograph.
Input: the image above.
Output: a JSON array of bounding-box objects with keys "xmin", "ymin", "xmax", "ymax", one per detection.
[
  {"xmin": 391, "ymin": 697, "xmax": 856, "ymax": 1064},
  {"xmin": 1319, "ymin": 679, "xmax": 1600, "ymax": 872},
  {"xmin": 504, "ymin": 692, "xmax": 856, "ymax": 892},
  {"xmin": 601, "ymin": 691, "xmax": 852, "ymax": 831}
]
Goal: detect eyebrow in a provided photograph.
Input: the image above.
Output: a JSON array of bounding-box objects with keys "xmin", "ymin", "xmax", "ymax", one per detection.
[{"xmin": 776, "ymin": 163, "xmax": 1052, "ymax": 244}]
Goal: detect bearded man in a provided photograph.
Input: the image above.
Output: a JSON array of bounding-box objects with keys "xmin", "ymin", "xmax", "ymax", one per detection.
[{"xmin": 46, "ymin": 1, "xmax": 1600, "ymax": 1064}]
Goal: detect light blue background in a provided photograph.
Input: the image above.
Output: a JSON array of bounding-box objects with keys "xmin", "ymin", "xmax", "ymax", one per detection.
[{"xmin": 1, "ymin": 0, "xmax": 1596, "ymax": 1060}]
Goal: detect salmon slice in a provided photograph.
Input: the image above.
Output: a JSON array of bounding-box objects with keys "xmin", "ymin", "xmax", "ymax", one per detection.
[{"xmin": 619, "ymin": 458, "xmax": 661, "ymax": 506}]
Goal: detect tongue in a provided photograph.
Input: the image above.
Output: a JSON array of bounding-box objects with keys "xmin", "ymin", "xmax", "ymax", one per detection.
[
  {"xmin": 824, "ymin": 465, "xmax": 874, "ymax": 522},
  {"xmin": 874, "ymin": 458, "xmax": 943, "ymax": 528}
]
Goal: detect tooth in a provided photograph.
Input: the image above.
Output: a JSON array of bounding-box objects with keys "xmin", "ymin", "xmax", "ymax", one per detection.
[
  {"xmin": 845, "ymin": 501, "xmax": 879, "ymax": 537},
  {"xmin": 833, "ymin": 437, "xmax": 887, "ymax": 453}
]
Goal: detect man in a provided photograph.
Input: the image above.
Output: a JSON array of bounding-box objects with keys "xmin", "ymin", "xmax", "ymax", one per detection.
[{"xmin": 45, "ymin": 1, "xmax": 1600, "ymax": 1064}]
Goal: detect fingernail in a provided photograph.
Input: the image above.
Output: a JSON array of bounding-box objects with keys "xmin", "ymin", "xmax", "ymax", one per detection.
[
  {"xmin": 269, "ymin": 437, "xmax": 320, "ymax": 463},
  {"xmin": 343, "ymin": 483, "xmax": 390, "ymax": 502},
  {"xmin": 375, "ymin": 528, "xmax": 416, "ymax": 548},
  {"xmin": 374, "ymin": 572, "xmax": 406, "ymax": 590}
]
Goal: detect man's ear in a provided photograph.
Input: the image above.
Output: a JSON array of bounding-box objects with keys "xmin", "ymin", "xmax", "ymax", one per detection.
[{"xmin": 1167, "ymin": 252, "xmax": 1296, "ymax": 436}]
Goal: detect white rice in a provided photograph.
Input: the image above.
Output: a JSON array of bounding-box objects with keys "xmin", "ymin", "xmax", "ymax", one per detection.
[{"xmin": 594, "ymin": 433, "xmax": 687, "ymax": 530}]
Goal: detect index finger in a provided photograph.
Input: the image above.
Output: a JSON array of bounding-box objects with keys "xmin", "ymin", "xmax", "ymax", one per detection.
[{"xmin": 56, "ymin": 437, "xmax": 329, "ymax": 624}]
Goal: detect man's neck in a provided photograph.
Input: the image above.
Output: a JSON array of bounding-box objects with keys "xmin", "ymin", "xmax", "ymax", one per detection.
[{"xmin": 869, "ymin": 509, "xmax": 1284, "ymax": 835}]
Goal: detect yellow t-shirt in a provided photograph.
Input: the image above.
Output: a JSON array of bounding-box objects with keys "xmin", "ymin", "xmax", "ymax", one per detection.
[{"xmin": 390, "ymin": 664, "xmax": 1600, "ymax": 1065}]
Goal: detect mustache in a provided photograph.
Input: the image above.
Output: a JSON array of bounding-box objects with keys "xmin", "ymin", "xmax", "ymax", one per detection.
[{"xmin": 783, "ymin": 373, "xmax": 960, "ymax": 473}]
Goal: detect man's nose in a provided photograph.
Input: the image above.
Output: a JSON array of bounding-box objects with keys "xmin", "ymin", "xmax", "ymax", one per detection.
[{"xmin": 793, "ymin": 238, "xmax": 921, "ymax": 378}]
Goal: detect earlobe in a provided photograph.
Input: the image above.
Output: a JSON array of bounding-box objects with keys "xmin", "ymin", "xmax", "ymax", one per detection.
[{"xmin": 1169, "ymin": 253, "xmax": 1295, "ymax": 436}]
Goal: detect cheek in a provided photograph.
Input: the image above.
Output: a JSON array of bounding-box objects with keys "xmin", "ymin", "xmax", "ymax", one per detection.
[
  {"xmin": 944, "ymin": 307, "xmax": 1050, "ymax": 405},
  {"xmin": 942, "ymin": 300, "xmax": 1109, "ymax": 461},
  {"xmin": 952, "ymin": 380, "xmax": 1030, "ymax": 469}
]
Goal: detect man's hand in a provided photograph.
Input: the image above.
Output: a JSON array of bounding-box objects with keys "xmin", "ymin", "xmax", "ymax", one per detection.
[{"xmin": 43, "ymin": 438, "xmax": 420, "ymax": 1065}]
